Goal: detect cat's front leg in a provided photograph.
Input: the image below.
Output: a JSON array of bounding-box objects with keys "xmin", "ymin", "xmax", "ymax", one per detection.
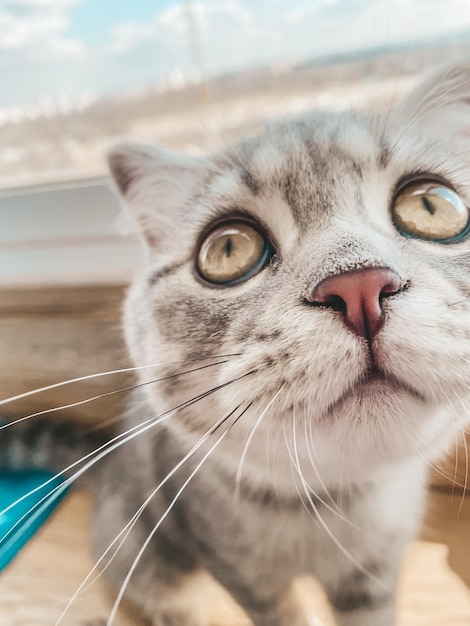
[
  {"xmin": 319, "ymin": 461, "xmax": 426, "ymax": 626},
  {"xmin": 316, "ymin": 523, "xmax": 405, "ymax": 626},
  {"xmin": 326, "ymin": 578, "xmax": 395, "ymax": 626},
  {"xmin": 317, "ymin": 522, "xmax": 402, "ymax": 626},
  {"xmin": 111, "ymin": 567, "xmax": 216, "ymax": 626},
  {"xmin": 217, "ymin": 578, "xmax": 313, "ymax": 626}
]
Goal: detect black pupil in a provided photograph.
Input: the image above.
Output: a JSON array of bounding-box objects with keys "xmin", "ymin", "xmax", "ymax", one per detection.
[
  {"xmin": 421, "ymin": 196, "xmax": 436, "ymax": 215},
  {"xmin": 224, "ymin": 237, "xmax": 233, "ymax": 257}
]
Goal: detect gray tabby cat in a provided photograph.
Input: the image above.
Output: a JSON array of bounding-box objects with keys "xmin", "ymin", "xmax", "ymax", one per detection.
[{"xmin": 3, "ymin": 61, "xmax": 470, "ymax": 626}]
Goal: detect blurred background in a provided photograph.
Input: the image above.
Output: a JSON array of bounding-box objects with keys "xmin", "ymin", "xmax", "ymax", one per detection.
[{"xmin": 1, "ymin": 0, "xmax": 470, "ymax": 189}]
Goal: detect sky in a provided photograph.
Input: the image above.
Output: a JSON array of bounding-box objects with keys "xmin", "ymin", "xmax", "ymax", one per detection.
[{"xmin": 1, "ymin": 0, "xmax": 470, "ymax": 110}]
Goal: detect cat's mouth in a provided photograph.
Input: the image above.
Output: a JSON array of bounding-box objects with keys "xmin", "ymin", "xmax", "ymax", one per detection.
[
  {"xmin": 362, "ymin": 368, "xmax": 389, "ymax": 385},
  {"xmin": 360, "ymin": 367, "xmax": 423, "ymax": 396},
  {"xmin": 326, "ymin": 367, "xmax": 426, "ymax": 415}
]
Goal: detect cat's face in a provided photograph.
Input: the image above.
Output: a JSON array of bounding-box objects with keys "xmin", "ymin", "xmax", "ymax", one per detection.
[{"xmin": 109, "ymin": 62, "xmax": 470, "ymax": 486}]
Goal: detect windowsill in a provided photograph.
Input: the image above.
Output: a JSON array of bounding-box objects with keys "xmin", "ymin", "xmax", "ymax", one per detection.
[{"xmin": 0, "ymin": 177, "xmax": 144, "ymax": 288}]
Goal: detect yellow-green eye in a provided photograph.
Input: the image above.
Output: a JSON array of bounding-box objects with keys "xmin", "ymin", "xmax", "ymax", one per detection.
[
  {"xmin": 393, "ymin": 181, "xmax": 469, "ymax": 243},
  {"xmin": 197, "ymin": 221, "xmax": 271, "ymax": 285}
]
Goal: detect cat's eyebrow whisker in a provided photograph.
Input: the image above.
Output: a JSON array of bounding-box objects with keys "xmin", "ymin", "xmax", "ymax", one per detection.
[
  {"xmin": 55, "ymin": 403, "xmax": 250, "ymax": 624},
  {"xmin": 388, "ymin": 76, "xmax": 470, "ymax": 155},
  {"xmin": 379, "ymin": 0, "xmax": 425, "ymax": 142},
  {"xmin": 105, "ymin": 404, "xmax": 243, "ymax": 626},
  {"xmin": 227, "ymin": 145, "xmax": 253, "ymax": 176},
  {"xmin": 234, "ymin": 384, "xmax": 285, "ymax": 499},
  {"xmin": 285, "ymin": 421, "xmax": 385, "ymax": 589},
  {"xmin": 198, "ymin": 112, "xmax": 252, "ymax": 173},
  {"xmin": 390, "ymin": 84, "xmax": 462, "ymax": 149},
  {"xmin": 0, "ymin": 354, "xmax": 242, "ymax": 407},
  {"xmin": 195, "ymin": 112, "xmax": 254, "ymax": 179},
  {"xmin": 193, "ymin": 153, "xmax": 226, "ymax": 177},
  {"xmin": 0, "ymin": 359, "xmax": 231, "ymax": 430},
  {"xmin": 193, "ymin": 110, "xmax": 226, "ymax": 152}
]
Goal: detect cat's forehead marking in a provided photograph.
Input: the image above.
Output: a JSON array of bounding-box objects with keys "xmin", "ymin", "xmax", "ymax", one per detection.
[
  {"xmin": 376, "ymin": 141, "xmax": 392, "ymax": 169},
  {"xmin": 208, "ymin": 155, "xmax": 300, "ymax": 252},
  {"xmin": 245, "ymin": 114, "xmax": 383, "ymax": 229},
  {"xmin": 209, "ymin": 111, "xmax": 416, "ymax": 253},
  {"xmin": 239, "ymin": 166, "xmax": 261, "ymax": 196},
  {"xmin": 247, "ymin": 142, "xmax": 287, "ymax": 182},
  {"xmin": 208, "ymin": 168, "xmax": 242, "ymax": 198},
  {"xmin": 253, "ymin": 193, "xmax": 299, "ymax": 252},
  {"xmin": 243, "ymin": 129, "xmax": 330, "ymax": 228}
]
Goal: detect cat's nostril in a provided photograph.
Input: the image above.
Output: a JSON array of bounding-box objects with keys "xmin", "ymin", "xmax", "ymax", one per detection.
[
  {"xmin": 310, "ymin": 268, "xmax": 403, "ymax": 341},
  {"xmin": 322, "ymin": 294, "xmax": 347, "ymax": 314}
]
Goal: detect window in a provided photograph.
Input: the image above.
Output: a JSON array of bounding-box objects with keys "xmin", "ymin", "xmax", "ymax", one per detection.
[{"xmin": 2, "ymin": 0, "xmax": 470, "ymax": 285}]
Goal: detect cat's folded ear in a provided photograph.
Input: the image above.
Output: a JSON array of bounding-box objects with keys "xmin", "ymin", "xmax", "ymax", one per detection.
[
  {"xmin": 397, "ymin": 60, "xmax": 470, "ymax": 125},
  {"xmin": 107, "ymin": 142, "xmax": 204, "ymax": 248}
]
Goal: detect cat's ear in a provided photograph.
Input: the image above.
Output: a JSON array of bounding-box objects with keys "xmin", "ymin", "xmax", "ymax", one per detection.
[
  {"xmin": 397, "ymin": 61, "xmax": 470, "ymax": 124},
  {"xmin": 107, "ymin": 142, "xmax": 204, "ymax": 248}
]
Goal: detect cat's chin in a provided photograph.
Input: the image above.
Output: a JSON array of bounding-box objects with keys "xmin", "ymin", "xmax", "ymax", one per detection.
[{"xmin": 309, "ymin": 374, "xmax": 454, "ymax": 475}]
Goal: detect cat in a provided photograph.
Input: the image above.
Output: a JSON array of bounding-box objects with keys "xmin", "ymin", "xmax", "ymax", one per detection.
[{"xmin": 2, "ymin": 60, "xmax": 470, "ymax": 626}]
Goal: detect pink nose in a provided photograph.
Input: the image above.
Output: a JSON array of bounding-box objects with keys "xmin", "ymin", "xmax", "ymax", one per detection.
[{"xmin": 311, "ymin": 268, "xmax": 403, "ymax": 341}]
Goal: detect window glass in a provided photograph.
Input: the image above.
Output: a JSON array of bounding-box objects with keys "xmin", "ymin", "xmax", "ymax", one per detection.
[{"xmin": 1, "ymin": 0, "xmax": 470, "ymax": 189}]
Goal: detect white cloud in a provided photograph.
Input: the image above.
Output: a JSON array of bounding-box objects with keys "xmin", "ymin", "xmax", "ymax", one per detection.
[
  {"xmin": 0, "ymin": 0, "xmax": 84, "ymax": 56},
  {"xmin": 0, "ymin": 13, "xmax": 67, "ymax": 49},
  {"xmin": 103, "ymin": 0, "xmax": 470, "ymax": 81},
  {"xmin": 1, "ymin": 0, "xmax": 470, "ymax": 109}
]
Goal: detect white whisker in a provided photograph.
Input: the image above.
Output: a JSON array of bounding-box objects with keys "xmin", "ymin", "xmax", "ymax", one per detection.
[
  {"xmin": 306, "ymin": 416, "xmax": 340, "ymax": 511},
  {"xmin": 106, "ymin": 406, "xmax": 239, "ymax": 626},
  {"xmin": 234, "ymin": 384, "xmax": 285, "ymax": 498},
  {"xmin": 379, "ymin": 0, "xmax": 425, "ymax": 141},
  {"xmin": 389, "ymin": 77, "xmax": 470, "ymax": 155},
  {"xmin": 0, "ymin": 354, "xmax": 241, "ymax": 407},
  {"xmin": 1, "ymin": 372, "xmax": 253, "ymax": 530},
  {"xmin": 458, "ymin": 427, "xmax": 469, "ymax": 517},
  {"xmin": 286, "ymin": 417, "xmax": 383, "ymax": 588},
  {"xmin": 409, "ymin": 434, "xmax": 468, "ymax": 491},
  {"xmin": 282, "ymin": 422, "xmax": 321, "ymax": 531},
  {"xmin": 55, "ymin": 403, "xmax": 247, "ymax": 624},
  {"xmin": 292, "ymin": 412, "xmax": 363, "ymax": 532},
  {"xmin": 1, "ymin": 359, "xmax": 231, "ymax": 430}
]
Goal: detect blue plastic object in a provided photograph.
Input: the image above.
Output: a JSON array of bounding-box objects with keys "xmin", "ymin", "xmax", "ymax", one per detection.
[{"xmin": 0, "ymin": 470, "xmax": 69, "ymax": 571}]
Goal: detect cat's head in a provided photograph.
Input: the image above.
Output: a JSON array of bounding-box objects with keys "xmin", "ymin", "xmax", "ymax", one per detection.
[{"xmin": 108, "ymin": 62, "xmax": 470, "ymax": 485}]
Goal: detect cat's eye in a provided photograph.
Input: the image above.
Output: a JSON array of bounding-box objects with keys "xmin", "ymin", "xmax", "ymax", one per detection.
[
  {"xmin": 196, "ymin": 220, "xmax": 271, "ymax": 285},
  {"xmin": 392, "ymin": 181, "xmax": 470, "ymax": 243}
]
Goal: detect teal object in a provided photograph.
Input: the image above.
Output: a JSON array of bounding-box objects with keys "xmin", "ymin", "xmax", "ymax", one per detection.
[{"xmin": 0, "ymin": 470, "xmax": 69, "ymax": 571}]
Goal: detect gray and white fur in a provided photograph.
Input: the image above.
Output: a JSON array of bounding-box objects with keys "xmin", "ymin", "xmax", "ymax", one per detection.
[{"xmin": 4, "ymin": 62, "xmax": 470, "ymax": 626}]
